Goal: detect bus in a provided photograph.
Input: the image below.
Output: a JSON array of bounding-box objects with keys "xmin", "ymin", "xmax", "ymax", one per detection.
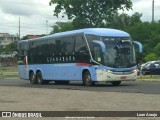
[{"xmin": 17, "ymin": 28, "xmax": 142, "ymax": 86}]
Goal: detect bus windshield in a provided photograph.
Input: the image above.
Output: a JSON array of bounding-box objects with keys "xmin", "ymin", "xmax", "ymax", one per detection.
[{"xmin": 102, "ymin": 37, "xmax": 136, "ymax": 68}]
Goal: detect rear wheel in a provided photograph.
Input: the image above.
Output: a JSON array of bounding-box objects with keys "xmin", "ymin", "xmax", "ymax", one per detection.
[
  {"xmin": 83, "ymin": 71, "xmax": 94, "ymax": 86},
  {"xmin": 111, "ymin": 81, "xmax": 121, "ymax": 86},
  {"xmin": 29, "ymin": 72, "xmax": 37, "ymax": 84},
  {"xmin": 36, "ymin": 72, "xmax": 44, "ymax": 85}
]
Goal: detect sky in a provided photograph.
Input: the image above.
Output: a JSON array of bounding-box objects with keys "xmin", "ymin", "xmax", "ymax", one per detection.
[{"xmin": 0, "ymin": 0, "xmax": 160, "ymax": 38}]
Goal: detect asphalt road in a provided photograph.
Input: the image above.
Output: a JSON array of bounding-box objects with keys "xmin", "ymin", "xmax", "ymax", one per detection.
[
  {"xmin": 1, "ymin": 79, "xmax": 160, "ymax": 120},
  {"xmin": 0, "ymin": 79, "xmax": 160, "ymax": 94}
]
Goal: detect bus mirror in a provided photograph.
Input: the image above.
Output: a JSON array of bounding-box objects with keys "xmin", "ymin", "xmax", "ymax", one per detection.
[
  {"xmin": 92, "ymin": 40, "xmax": 106, "ymax": 63},
  {"xmin": 93, "ymin": 44, "xmax": 102, "ymax": 63},
  {"xmin": 92, "ymin": 40, "xmax": 106, "ymax": 53},
  {"xmin": 133, "ymin": 41, "xmax": 143, "ymax": 53},
  {"xmin": 133, "ymin": 40, "xmax": 143, "ymax": 64}
]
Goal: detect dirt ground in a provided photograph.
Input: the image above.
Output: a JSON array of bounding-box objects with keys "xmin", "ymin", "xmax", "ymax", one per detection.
[{"xmin": 0, "ymin": 85, "xmax": 160, "ymax": 120}]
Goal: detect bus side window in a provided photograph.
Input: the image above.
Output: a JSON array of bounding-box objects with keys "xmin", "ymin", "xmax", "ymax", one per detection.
[
  {"xmin": 85, "ymin": 34, "xmax": 99, "ymax": 47},
  {"xmin": 20, "ymin": 42, "xmax": 28, "ymax": 56},
  {"xmin": 75, "ymin": 36, "xmax": 88, "ymax": 54},
  {"xmin": 55, "ymin": 37, "xmax": 74, "ymax": 55},
  {"xmin": 63, "ymin": 37, "xmax": 74, "ymax": 54},
  {"xmin": 55, "ymin": 40, "xmax": 63, "ymax": 54},
  {"xmin": 19, "ymin": 43, "xmax": 23, "ymax": 56}
]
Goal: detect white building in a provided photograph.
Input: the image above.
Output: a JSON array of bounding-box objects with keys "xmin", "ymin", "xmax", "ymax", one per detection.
[{"xmin": 0, "ymin": 33, "xmax": 18, "ymax": 48}]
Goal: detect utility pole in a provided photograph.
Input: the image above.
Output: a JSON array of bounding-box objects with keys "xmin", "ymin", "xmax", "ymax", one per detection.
[
  {"xmin": 152, "ymin": 0, "xmax": 154, "ymax": 22},
  {"xmin": 46, "ymin": 20, "xmax": 48, "ymax": 35},
  {"xmin": 19, "ymin": 17, "xmax": 21, "ymax": 40}
]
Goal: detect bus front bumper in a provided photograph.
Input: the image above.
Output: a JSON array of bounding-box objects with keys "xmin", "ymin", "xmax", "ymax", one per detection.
[{"xmin": 95, "ymin": 69, "xmax": 137, "ymax": 82}]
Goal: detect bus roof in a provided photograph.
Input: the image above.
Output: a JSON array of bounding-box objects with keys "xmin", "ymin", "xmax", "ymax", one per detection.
[
  {"xmin": 49, "ymin": 28, "xmax": 130, "ymax": 37},
  {"xmin": 21, "ymin": 28, "xmax": 130, "ymax": 41}
]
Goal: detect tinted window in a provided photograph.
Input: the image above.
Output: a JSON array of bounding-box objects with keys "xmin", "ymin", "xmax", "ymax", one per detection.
[
  {"xmin": 75, "ymin": 36, "xmax": 88, "ymax": 53},
  {"xmin": 61, "ymin": 37, "xmax": 74, "ymax": 54},
  {"xmin": 85, "ymin": 34, "xmax": 99, "ymax": 46},
  {"xmin": 19, "ymin": 41, "xmax": 29, "ymax": 56},
  {"xmin": 85, "ymin": 34, "xmax": 99, "ymax": 58}
]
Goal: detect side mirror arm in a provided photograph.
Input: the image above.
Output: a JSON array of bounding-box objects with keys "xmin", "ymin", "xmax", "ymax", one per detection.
[
  {"xmin": 93, "ymin": 40, "xmax": 106, "ymax": 53},
  {"xmin": 133, "ymin": 41, "xmax": 143, "ymax": 53}
]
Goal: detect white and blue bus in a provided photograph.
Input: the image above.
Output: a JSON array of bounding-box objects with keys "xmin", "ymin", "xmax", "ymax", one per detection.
[{"xmin": 17, "ymin": 28, "xmax": 142, "ymax": 86}]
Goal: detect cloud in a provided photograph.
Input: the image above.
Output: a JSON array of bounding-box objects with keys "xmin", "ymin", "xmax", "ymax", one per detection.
[
  {"xmin": 0, "ymin": 6, "xmax": 38, "ymax": 17},
  {"xmin": 0, "ymin": 0, "xmax": 40, "ymax": 16},
  {"xmin": 123, "ymin": 0, "xmax": 160, "ymax": 21},
  {"xmin": 0, "ymin": 0, "xmax": 68, "ymax": 37}
]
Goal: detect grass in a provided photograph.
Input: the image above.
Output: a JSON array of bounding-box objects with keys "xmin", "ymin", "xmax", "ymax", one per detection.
[
  {"xmin": 0, "ymin": 67, "xmax": 19, "ymax": 79},
  {"xmin": 0, "ymin": 67, "xmax": 18, "ymax": 73},
  {"xmin": 137, "ymin": 75, "xmax": 160, "ymax": 81},
  {"xmin": 0, "ymin": 74, "xmax": 19, "ymax": 79}
]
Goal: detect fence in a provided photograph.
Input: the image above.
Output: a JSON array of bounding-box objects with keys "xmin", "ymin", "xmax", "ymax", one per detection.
[{"xmin": 0, "ymin": 57, "xmax": 18, "ymax": 67}]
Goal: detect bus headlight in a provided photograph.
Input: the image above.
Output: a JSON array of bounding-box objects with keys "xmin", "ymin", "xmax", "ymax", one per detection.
[
  {"xmin": 107, "ymin": 70, "xmax": 113, "ymax": 73},
  {"xmin": 131, "ymin": 69, "xmax": 137, "ymax": 73}
]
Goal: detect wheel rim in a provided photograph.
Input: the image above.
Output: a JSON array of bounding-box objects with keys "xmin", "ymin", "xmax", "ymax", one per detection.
[
  {"xmin": 37, "ymin": 74, "xmax": 41, "ymax": 83},
  {"xmin": 30, "ymin": 73, "xmax": 35, "ymax": 83},
  {"xmin": 37, "ymin": 76, "xmax": 40, "ymax": 83},
  {"xmin": 85, "ymin": 74, "xmax": 91, "ymax": 85}
]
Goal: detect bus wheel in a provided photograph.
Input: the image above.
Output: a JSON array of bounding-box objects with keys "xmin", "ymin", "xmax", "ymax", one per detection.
[
  {"xmin": 29, "ymin": 72, "xmax": 37, "ymax": 84},
  {"xmin": 111, "ymin": 81, "xmax": 121, "ymax": 86},
  {"xmin": 83, "ymin": 71, "xmax": 93, "ymax": 86},
  {"xmin": 36, "ymin": 72, "xmax": 44, "ymax": 85}
]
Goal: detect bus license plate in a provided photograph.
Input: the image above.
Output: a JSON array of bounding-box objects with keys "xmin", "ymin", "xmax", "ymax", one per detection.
[{"xmin": 121, "ymin": 76, "xmax": 127, "ymax": 79}]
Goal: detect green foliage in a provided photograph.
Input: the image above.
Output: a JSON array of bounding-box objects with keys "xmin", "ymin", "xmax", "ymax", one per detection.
[
  {"xmin": 107, "ymin": 12, "xmax": 142, "ymax": 29},
  {"xmin": 50, "ymin": 0, "xmax": 132, "ymax": 28},
  {"xmin": 124, "ymin": 21, "xmax": 160, "ymax": 62},
  {"xmin": 144, "ymin": 53, "xmax": 157, "ymax": 62},
  {"xmin": 153, "ymin": 43, "xmax": 160, "ymax": 59},
  {"xmin": 0, "ymin": 42, "xmax": 17, "ymax": 53},
  {"xmin": 50, "ymin": 21, "xmax": 74, "ymax": 34}
]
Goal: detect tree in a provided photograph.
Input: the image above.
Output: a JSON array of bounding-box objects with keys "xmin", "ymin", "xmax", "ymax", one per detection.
[
  {"xmin": 153, "ymin": 43, "xmax": 160, "ymax": 59},
  {"xmin": 0, "ymin": 42, "xmax": 17, "ymax": 53},
  {"xmin": 124, "ymin": 21, "xmax": 160, "ymax": 62},
  {"xmin": 144, "ymin": 53, "xmax": 157, "ymax": 62},
  {"xmin": 50, "ymin": 21, "xmax": 74, "ymax": 34},
  {"xmin": 107, "ymin": 12, "xmax": 142, "ymax": 29},
  {"xmin": 49, "ymin": 0, "xmax": 132, "ymax": 28},
  {"xmin": 130, "ymin": 12, "xmax": 142, "ymax": 25}
]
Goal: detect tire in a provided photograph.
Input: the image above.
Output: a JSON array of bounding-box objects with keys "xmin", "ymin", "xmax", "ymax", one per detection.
[
  {"xmin": 111, "ymin": 81, "xmax": 121, "ymax": 86},
  {"xmin": 83, "ymin": 71, "xmax": 94, "ymax": 86},
  {"xmin": 29, "ymin": 72, "xmax": 37, "ymax": 84},
  {"xmin": 54, "ymin": 81, "xmax": 70, "ymax": 85},
  {"xmin": 36, "ymin": 72, "xmax": 44, "ymax": 85}
]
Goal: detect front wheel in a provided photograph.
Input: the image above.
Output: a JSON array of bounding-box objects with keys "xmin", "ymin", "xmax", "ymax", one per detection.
[
  {"xmin": 111, "ymin": 81, "xmax": 121, "ymax": 86},
  {"xmin": 83, "ymin": 71, "xmax": 94, "ymax": 86}
]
